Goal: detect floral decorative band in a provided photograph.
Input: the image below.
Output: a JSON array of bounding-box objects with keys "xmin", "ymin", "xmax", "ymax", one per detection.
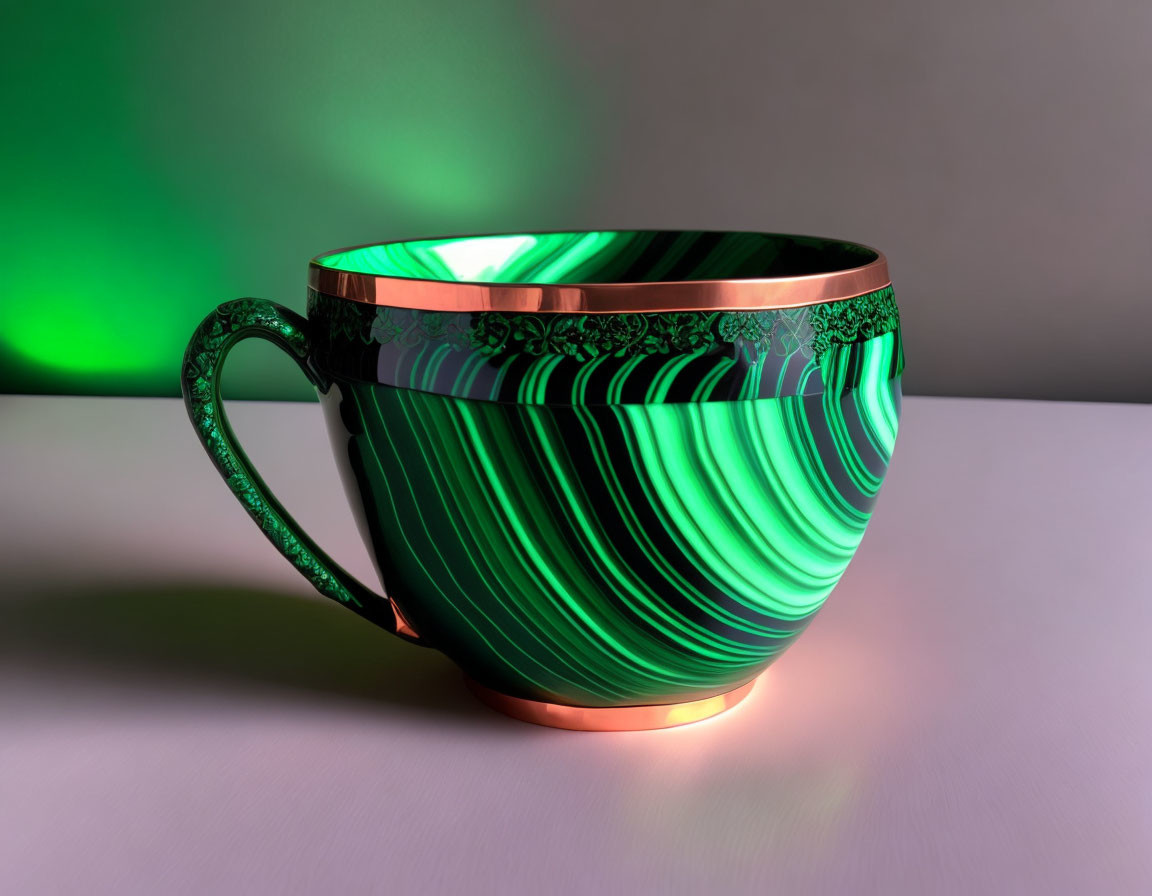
[{"xmin": 307, "ymin": 285, "xmax": 902, "ymax": 405}]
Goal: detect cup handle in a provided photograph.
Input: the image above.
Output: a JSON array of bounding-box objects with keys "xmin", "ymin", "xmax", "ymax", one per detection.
[{"xmin": 181, "ymin": 299, "xmax": 419, "ymax": 642}]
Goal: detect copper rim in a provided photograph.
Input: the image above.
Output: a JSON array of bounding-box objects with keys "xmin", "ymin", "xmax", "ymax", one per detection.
[
  {"xmin": 465, "ymin": 677, "xmax": 758, "ymax": 731},
  {"xmin": 308, "ymin": 231, "xmax": 890, "ymax": 313},
  {"xmin": 389, "ymin": 598, "xmax": 420, "ymax": 641}
]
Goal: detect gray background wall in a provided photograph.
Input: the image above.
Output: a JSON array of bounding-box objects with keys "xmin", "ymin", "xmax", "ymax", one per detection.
[
  {"xmin": 544, "ymin": 0, "xmax": 1152, "ymax": 402},
  {"xmin": 5, "ymin": 0, "xmax": 1149, "ymax": 402}
]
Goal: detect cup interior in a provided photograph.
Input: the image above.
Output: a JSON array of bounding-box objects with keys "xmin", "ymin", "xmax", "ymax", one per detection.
[{"xmin": 312, "ymin": 230, "xmax": 879, "ymax": 286}]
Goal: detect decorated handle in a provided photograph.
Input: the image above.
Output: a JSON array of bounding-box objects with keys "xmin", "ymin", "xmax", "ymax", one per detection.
[{"xmin": 181, "ymin": 299, "xmax": 414, "ymax": 640}]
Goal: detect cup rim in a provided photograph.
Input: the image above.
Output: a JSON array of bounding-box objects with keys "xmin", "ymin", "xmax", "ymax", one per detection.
[{"xmin": 307, "ymin": 229, "xmax": 890, "ymax": 313}]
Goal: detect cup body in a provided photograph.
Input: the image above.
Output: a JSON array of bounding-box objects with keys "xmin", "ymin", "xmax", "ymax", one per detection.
[{"xmin": 303, "ymin": 243, "xmax": 902, "ymax": 707}]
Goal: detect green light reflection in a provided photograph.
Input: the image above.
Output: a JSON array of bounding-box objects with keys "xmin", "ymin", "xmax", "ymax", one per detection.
[{"xmin": 1, "ymin": 0, "xmax": 595, "ymax": 395}]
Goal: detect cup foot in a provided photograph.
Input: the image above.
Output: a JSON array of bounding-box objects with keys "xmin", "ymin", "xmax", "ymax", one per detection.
[{"xmin": 464, "ymin": 677, "xmax": 759, "ymax": 731}]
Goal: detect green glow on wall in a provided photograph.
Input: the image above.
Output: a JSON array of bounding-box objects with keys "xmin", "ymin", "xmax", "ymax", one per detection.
[{"xmin": 1, "ymin": 0, "xmax": 596, "ymax": 397}]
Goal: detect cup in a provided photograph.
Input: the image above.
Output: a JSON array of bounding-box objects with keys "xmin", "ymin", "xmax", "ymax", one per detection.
[{"xmin": 182, "ymin": 230, "xmax": 903, "ymax": 730}]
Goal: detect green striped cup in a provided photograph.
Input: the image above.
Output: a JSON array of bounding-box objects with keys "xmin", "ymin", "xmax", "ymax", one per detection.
[{"xmin": 182, "ymin": 231, "xmax": 903, "ymax": 730}]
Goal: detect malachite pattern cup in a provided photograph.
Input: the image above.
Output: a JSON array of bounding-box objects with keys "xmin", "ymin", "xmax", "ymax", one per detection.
[{"xmin": 182, "ymin": 231, "xmax": 903, "ymax": 730}]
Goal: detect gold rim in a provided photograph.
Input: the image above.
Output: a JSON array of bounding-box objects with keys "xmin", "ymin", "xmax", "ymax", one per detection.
[
  {"xmin": 465, "ymin": 677, "xmax": 759, "ymax": 731},
  {"xmin": 308, "ymin": 231, "xmax": 890, "ymax": 313}
]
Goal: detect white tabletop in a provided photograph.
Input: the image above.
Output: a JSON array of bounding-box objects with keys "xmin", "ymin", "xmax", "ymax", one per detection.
[{"xmin": 2, "ymin": 394, "xmax": 1149, "ymax": 894}]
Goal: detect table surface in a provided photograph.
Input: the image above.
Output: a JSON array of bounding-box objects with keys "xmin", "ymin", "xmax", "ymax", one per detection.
[{"xmin": 2, "ymin": 394, "xmax": 1149, "ymax": 895}]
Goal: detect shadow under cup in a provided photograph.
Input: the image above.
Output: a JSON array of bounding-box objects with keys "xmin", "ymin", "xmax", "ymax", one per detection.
[{"xmin": 183, "ymin": 231, "xmax": 903, "ymax": 730}]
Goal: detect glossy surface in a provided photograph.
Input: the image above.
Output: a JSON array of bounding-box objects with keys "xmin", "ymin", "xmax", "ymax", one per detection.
[
  {"xmin": 319, "ymin": 334, "xmax": 900, "ymax": 706},
  {"xmin": 315, "ymin": 231, "xmax": 880, "ymax": 283},
  {"xmin": 308, "ymin": 230, "xmax": 890, "ymax": 311},
  {"xmin": 182, "ymin": 232, "xmax": 902, "ymax": 718}
]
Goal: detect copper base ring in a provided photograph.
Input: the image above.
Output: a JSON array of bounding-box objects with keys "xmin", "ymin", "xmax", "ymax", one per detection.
[{"xmin": 465, "ymin": 677, "xmax": 759, "ymax": 731}]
